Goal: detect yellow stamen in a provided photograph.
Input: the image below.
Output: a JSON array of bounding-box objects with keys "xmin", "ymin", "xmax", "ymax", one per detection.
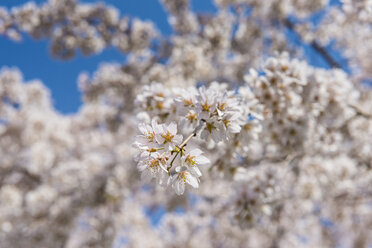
[
  {"xmin": 146, "ymin": 131, "xmax": 155, "ymax": 141},
  {"xmin": 202, "ymin": 101, "xmax": 211, "ymax": 112},
  {"xmin": 185, "ymin": 155, "xmax": 196, "ymax": 165},
  {"xmin": 183, "ymin": 98, "xmax": 193, "ymax": 107},
  {"xmin": 218, "ymin": 102, "xmax": 227, "ymax": 111},
  {"xmin": 186, "ymin": 111, "xmax": 197, "ymax": 122},
  {"xmin": 206, "ymin": 122, "xmax": 216, "ymax": 133},
  {"xmin": 161, "ymin": 131, "xmax": 174, "ymax": 143}
]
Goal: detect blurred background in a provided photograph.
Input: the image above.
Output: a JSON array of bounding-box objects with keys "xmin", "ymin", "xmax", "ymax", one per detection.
[{"xmin": 0, "ymin": 0, "xmax": 217, "ymax": 113}]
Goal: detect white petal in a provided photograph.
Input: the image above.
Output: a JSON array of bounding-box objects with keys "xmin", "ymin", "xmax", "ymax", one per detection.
[
  {"xmin": 155, "ymin": 134, "xmax": 165, "ymax": 144},
  {"xmin": 176, "ymin": 166, "xmax": 187, "ymax": 173},
  {"xmin": 200, "ymin": 129, "xmax": 209, "ymax": 141},
  {"xmin": 158, "ymin": 162, "xmax": 168, "ymax": 172},
  {"xmin": 151, "ymin": 119, "xmax": 160, "ymax": 130},
  {"xmin": 153, "ymin": 123, "xmax": 164, "ymax": 135},
  {"xmin": 168, "ymin": 122, "xmax": 177, "ymax": 135},
  {"xmin": 191, "ymin": 167, "xmax": 202, "ymax": 177},
  {"xmin": 136, "ymin": 135, "xmax": 151, "ymax": 145},
  {"xmin": 157, "ymin": 171, "xmax": 169, "ymax": 186},
  {"xmin": 229, "ymin": 124, "xmax": 241, "ymax": 133},
  {"xmin": 211, "ymin": 129, "xmax": 223, "ymax": 143},
  {"xmin": 138, "ymin": 123, "xmax": 147, "ymax": 134},
  {"xmin": 195, "ymin": 155, "xmax": 210, "ymax": 165},
  {"xmin": 150, "ymin": 152, "xmax": 160, "ymax": 158},
  {"xmin": 189, "ymin": 148, "xmax": 203, "ymax": 157},
  {"xmin": 173, "ymin": 134, "xmax": 183, "ymax": 145},
  {"xmin": 185, "ymin": 173, "xmax": 199, "ymax": 188},
  {"xmin": 173, "ymin": 179, "xmax": 185, "ymax": 195}
]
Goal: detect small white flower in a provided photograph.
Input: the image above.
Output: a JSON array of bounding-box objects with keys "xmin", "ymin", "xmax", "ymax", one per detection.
[
  {"xmin": 137, "ymin": 152, "xmax": 169, "ymax": 185},
  {"xmin": 170, "ymin": 166, "xmax": 199, "ymax": 195},
  {"xmin": 216, "ymin": 91, "xmax": 239, "ymax": 117},
  {"xmin": 174, "ymin": 87, "xmax": 198, "ymax": 115},
  {"xmin": 135, "ymin": 119, "xmax": 160, "ymax": 147},
  {"xmin": 200, "ymin": 118, "xmax": 225, "ymax": 143},
  {"xmin": 195, "ymin": 86, "xmax": 217, "ymax": 120},
  {"xmin": 182, "ymin": 148, "xmax": 209, "ymax": 177},
  {"xmin": 134, "ymin": 145, "xmax": 164, "ymax": 162},
  {"xmin": 154, "ymin": 122, "xmax": 183, "ymax": 150},
  {"xmin": 222, "ymin": 112, "xmax": 242, "ymax": 134}
]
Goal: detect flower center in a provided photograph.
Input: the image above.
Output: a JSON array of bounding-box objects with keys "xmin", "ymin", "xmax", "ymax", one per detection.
[
  {"xmin": 183, "ymin": 98, "xmax": 193, "ymax": 107},
  {"xmin": 206, "ymin": 122, "xmax": 216, "ymax": 133},
  {"xmin": 149, "ymin": 158, "xmax": 159, "ymax": 168},
  {"xmin": 146, "ymin": 131, "xmax": 155, "ymax": 141},
  {"xmin": 202, "ymin": 101, "xmax": 211, "ymax": 112},
  {"xmin": 185, "ymin": 155, "xmax": 196, "ymax": 165},
  {"xmin": 186, "ymin": 111, "xmax": 197, "ymax": 122},
  {"xmin": 161, "ymin": 131, "xmax": 174, "ymax": 143}
]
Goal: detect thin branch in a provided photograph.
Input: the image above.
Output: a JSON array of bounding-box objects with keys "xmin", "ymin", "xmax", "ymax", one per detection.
[{"xmin": 167, "ymin": 132, "xmax": 196, "ymax": 171}]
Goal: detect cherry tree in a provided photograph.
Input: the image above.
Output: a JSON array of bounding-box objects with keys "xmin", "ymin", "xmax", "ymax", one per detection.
[{"xmin": 1, "ymin": 0, "xmax": 372, "ymax": 247}]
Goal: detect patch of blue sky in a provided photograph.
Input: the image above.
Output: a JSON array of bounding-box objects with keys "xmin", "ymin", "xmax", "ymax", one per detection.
[
  {"xmin": 191, "ymin": 0, "xmax": 217, "ymax": 13},
  {"xmin": 320, "ymin": 217, "xmax": 334, "ymax": 228},
  {"xmin": 142, "ymin": 193, "xmax": 200, "ymax": 227},
  {"xmin": 144, "ymin": 205, "xmax": 167, "ymax": 227}
]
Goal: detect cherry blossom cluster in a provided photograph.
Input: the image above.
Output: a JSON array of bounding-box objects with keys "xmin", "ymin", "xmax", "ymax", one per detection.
[
  {"xmin": 133, "ymin": 82, "xmax": 263, "ymax": 193},
  {"xmin": 133, "ymin": 120, "xmax": 209, "ymax": 195},
  {"xmin": 136, "ymin": 82, "xmax": 261, "ymax": 143},
  {"xmin": 176, "ymin": 83, "xmax": 250, "ymax": 143}
]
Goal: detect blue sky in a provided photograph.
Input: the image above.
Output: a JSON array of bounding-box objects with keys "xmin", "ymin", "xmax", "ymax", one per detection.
[{"xmin": 0, "ymin": 0, "xmax": 216, "ymax": 113}]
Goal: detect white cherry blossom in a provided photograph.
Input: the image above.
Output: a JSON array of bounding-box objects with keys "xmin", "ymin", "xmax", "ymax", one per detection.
[
  {"xmin": 154, "ymin": 122, "xmax": 183, "ymax": 150},
  {"xmin": 170, "ymin": 166, "xmax": 200, "ymax": 195}
]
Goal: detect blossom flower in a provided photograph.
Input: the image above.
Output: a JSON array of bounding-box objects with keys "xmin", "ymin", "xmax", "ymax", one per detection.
[
  {"xmin": 200, "ymin": 118, "xmax": 226, "ymax": 143},
  {"xmin": 215, "ymin": 91, "xmax": 240, "ymax": 117},
  {"xmin": 195, "ymin": 86, "xmax": 217, "ymax": 120},
  {"xmin": 154, "ymin": 122, "xmax": 183, "ymax": 150},
  {"xmin": 174, "ymin": 87, "xmax": 198, "ymax": 115},
  {"xmin": 134, "ymin": 119, "xmax": 160, "ymax": 148},
  {"xmin": 170, "ymin": 166, "xmax": 200, "ymax": 195},
  {"xmin": 222, "ymin": 112, "xmax": 242, "ymax": 134},
  {"xmin": 137, "ymin": 152, "xmax": 169, "ymax": 185},
  {"xmin": 182, "ymin": 148, "xmax": 210, "ymax": 176}
]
